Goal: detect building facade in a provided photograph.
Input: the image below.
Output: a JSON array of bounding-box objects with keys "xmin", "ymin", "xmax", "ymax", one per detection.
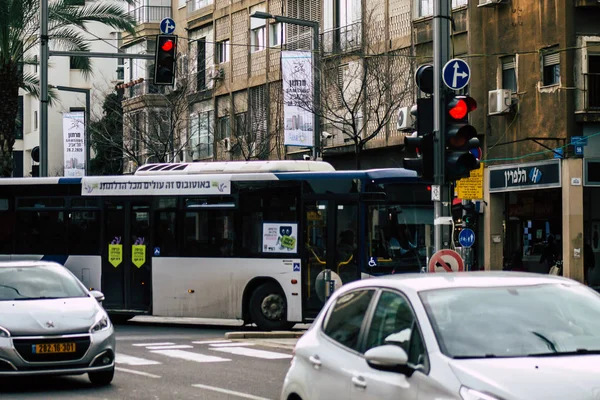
[{"xmin": 470, "ymin": 0, "xmax": 600, "ymax": 283}]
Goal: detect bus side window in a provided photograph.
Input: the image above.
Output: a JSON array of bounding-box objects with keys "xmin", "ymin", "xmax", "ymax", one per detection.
[{"xmin": 155, "ymin": 211, "xmax": 177, "ymax": 256}]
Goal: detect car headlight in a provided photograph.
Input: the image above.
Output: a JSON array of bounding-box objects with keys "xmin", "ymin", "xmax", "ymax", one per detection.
[
  {"xmin": 460, "ymin": 387, "xmax": 502, "ymax": 400},
  {"xmin": 0, "ymin": 326, "xmax": 10, "ymax": 338},
  {"xmin": 90, "ymin": 312, "xmax": 110, "ymax": 333}
]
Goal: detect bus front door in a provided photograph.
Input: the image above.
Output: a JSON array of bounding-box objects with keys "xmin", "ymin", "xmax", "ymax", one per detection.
[
  {"xmin": 102, "ymin": 199, "xmax": 152, "ymax": 317},
  {"xmin": 303, "ymin": 199, "xmax": 360, "ymax": 317}
]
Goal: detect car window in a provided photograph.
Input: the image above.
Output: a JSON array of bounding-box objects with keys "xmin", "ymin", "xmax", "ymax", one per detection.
[
  {"xmin": 364, "ymin": 290, "xmax": 427, "ymax": 367},
  {"xmin": 0, "ymin": 265, "xmax": 88, "ymax": 301},
  {"xmin": 323, "ymin": 289, "xmax": 375, "ymax": 351}
]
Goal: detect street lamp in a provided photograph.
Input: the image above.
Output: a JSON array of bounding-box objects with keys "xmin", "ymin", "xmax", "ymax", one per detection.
[{"xmin": 250, "ymin": 11, "xmax": 321, "ymax": 160}]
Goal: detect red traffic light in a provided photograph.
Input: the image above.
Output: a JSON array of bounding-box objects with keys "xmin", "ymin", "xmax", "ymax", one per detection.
[
  {"xmin": 161, "ymin": 40, "xmax": 174, "ymax": 52},
  {"xmin": 449, "ymin": 99, "xmax": 468, "ymax": 119}
]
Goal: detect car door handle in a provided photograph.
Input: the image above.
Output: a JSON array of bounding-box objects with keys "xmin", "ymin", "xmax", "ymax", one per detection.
[
  {"xmin": 352, "ymin": 375, "xmax": 367, "ymax": 389},
  {"xmin": 309, "ymin": 355, "xmax": 322, "ymax": 369}
]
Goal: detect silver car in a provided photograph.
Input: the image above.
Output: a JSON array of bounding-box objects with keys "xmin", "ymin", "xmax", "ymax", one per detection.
[{"xmin": 0, "ymin": 261, "xmax": 115, "ymax": 385}]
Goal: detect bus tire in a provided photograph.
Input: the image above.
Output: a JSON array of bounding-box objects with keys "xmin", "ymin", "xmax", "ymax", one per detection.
[{"xmin": 249, "ymin": 282, "xmax": 295, "ymax": 331}]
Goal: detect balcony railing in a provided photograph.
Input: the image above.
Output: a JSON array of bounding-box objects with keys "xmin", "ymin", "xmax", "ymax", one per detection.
[
  {"xmin": 584, "ymin": 73, "xmax": 600, "ymax": 110},
  {"xmin": 321, "ymin": 22, "xmax": 362, "ymax": 55},
  {"xmin": 123, "ymin": 81, "xmax": 168, "ymax": 99},
  {"xmin": 129, "ymin": 6, "xmax": 171, "ymax": 24}
]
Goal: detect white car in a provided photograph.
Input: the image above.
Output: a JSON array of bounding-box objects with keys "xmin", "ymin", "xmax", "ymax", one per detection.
[{"xmin": 281, "ymin": 272, "xmax": 600, "ymax": 400}]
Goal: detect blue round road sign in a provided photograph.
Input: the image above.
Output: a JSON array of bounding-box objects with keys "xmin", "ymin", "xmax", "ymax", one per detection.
[
  {"xmin": 458, "ymin": 228, "xmax": 475, "ymax": 248},
  {"xmin": 443, "ymin": 58, "xmax": 471, "ymax": 91},
  {"xmin": 160, "ymin": 18, "xmax": 176, "ymax": 34}
]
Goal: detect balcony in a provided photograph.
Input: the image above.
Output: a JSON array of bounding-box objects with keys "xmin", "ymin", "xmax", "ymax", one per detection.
[
  {"xmin": 188, "ymin": 0, "xmax": 214, "ymax": 18},
  {"xmin": 321, "ymin": 22, "xmax": 362, "ymax": 56},
  {"xmin": 129, "ymin": 6, "xmax": 171, "ymax": 24}
]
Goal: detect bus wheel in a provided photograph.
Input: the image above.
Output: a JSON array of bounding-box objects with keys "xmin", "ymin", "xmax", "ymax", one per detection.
[{"xmin": 249, "ymin": 282, "xmax": 295, "ymax": 331}]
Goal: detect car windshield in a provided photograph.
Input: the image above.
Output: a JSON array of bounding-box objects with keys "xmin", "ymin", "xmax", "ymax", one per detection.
[
  {"xmin": 420, "ymin": 283, "xmax": 600, "ymax": 358},
  {"xmin": 0, "ymin": 265, "xmax": 88, "ymax": 301}
]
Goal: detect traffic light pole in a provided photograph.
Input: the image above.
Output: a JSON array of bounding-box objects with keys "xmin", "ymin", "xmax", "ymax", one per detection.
[{"xmin": 433, "ymin": 0, "xmax": 451, "ymax": 252}]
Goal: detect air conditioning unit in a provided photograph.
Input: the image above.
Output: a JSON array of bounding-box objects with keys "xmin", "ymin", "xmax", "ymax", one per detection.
[
  {"xmin": 488, "ymin": 89, "xmax": 513, "ymax": 116},
  {"xmin": 221, "ymin": 138, "xmax": 231, "ymax": 152},
  {"xmin": 207, "ymin": 65, "xmax": 224, "ymax": 80},
  {"xmin": 478, "ymin": 0, "xmax": 508, "ymax": 7},
  {"xmin": 396, "ymin": 106, "xmax": 415, "ymax": 132}
]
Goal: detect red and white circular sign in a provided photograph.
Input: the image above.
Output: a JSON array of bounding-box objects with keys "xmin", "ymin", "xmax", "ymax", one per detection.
[{"xmin": 428, "ymin": 249, "xmax": 465, "ymax": 273}]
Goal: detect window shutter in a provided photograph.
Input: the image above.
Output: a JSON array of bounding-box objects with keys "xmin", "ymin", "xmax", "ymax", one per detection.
[{"xmin": 543, "ymin": 53, "xmax": 560, "ymax": 67}]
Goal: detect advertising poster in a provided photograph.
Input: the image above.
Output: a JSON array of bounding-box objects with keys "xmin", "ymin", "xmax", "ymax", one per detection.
[
  {"xmin": 282, "ymin": 51, "xmax": 314, "ymax": 147},
  {"xmin": 263, "ymin": 223, "xmax": 298, "ymax": 253},
  {"xmin": 63, "ymin": 111, "xmax": 86, "ymax": 177}
]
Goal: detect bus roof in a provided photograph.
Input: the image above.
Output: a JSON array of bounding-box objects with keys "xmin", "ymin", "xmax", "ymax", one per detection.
[{"xmin": 134, "ymin": 160, "xmax": 336, "ymax": 175}]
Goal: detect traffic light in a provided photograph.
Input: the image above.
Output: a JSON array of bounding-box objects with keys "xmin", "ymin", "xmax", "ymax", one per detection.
[
  {"xmin": 154, "ymin": 34, "xmax": 177, "ymax": 85},
  {"xmin": 462, "ymin": 202, "xmax": 477, "ymax": 228},
  {"xmin": 403, "ymin": 97, "xmax": 434, "ymax": 180},
  {"xmin": 445, "ymin": 94, "xmax": 479, "ymax": 182}
]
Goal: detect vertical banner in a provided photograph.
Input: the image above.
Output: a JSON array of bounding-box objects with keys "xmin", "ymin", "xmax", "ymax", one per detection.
[
  {"xmin": 63, "ymin": 111, "xmax": 86, "ymax": 177},
  {"xmin": 282, "ymin": 51, "xmax": 314, "ymax": 147}
]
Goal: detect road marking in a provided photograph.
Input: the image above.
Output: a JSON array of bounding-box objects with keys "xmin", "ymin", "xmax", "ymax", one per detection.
[
  {"xmin": 191, "ymin": 383, "xmax": 271, "ymax": 400},
  {"xmin": 116, "ymin": 353, "xmax": 161, "ymax": 366},
  {"xmin": 209, "ymin": 342, "xmax": 255, "ymax": 347},
  {"xmin": 211, "ymin": 346, "xmax": 292, "ymax": 360},
  {"xmin": 151, "ymin": 349, "xmax": 231, "ymax": 363},
  {"xmin": 132, "ymin": 342, "xmax": 174, "ymax": 347},
  {"xmin": 146, "ymin": 345, "xmax": 194, "ymax": 350},
  {"xmin": 191, "ymin": 340, "xmax": 232, "ymax": 345},
  {"xmin": 116, "ymin": 367, "xmax": 161, "ymax": 379}
]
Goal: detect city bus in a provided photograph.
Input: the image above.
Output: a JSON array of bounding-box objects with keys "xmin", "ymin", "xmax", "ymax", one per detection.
[{"xmin": 0, "ymin": 161, "xmax": 433, "ymax": 330}]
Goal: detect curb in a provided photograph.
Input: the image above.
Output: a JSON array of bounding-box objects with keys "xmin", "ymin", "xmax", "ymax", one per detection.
[{"xmin": 225, "ymin": 331, "xmax": 305, "ymax": 339}]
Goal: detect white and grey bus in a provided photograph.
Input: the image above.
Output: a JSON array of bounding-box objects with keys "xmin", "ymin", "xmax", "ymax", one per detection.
[{"xmin": 0, "ymin": 161, "xmax": 433, "ymax": 330}]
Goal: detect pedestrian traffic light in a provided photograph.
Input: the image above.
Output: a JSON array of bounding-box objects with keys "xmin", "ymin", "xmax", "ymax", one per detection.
[
  {"xmin": 463, "ymin": 202, "xmax": 477, "ymax": 227},
  {"xmin": 154, "ymin": 34, "xmax": 177, "ymax": 85},
  {"xmin": 445, "ymin": 94, "xmax": 479, "ymax": 182}
]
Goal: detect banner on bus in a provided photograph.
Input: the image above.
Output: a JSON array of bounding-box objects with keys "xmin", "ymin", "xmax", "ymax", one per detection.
[
  {"xmin": 63, "ymin": 111, "xmax": 86, "ymax": 177},
  {"xmin": 81, "ymin": 176, "xmax": 231, "ymax": 196},
  {"xmin": 282, "ymin": 51, "xmax": 314, "ymax": 148},
  {"xmin": 263, "ymin": 223, "xmax": 298, "ymax": 253}
]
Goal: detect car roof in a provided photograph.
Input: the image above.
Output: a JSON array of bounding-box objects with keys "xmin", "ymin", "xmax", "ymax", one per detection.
[
  {"xmin": 0, "ymin": 261, "xmax": 62, "ymax": 268},
  {"xmin": 349, "ymin": 271, "xmax": 575, "ymax": 293}
]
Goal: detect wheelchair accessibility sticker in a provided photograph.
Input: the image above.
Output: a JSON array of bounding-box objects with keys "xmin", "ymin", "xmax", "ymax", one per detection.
[{"xmin": 293, "ymin": 263, "xmax": 301, "ymax": 272}]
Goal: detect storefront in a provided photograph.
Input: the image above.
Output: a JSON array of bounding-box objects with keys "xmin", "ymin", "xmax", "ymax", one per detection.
[{"xmin": 484, "ymin": 158, "xmax": 585, "ymax": 282}]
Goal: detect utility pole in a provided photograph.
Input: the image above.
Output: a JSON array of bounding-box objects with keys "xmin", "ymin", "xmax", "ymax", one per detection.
[
  {"xmin": 433, "ymin": 0, "xmax": 451, "ymax": 252},
  {"xmin": 40, "ymin": 0, "xmax": 49, "ymax": 177}
]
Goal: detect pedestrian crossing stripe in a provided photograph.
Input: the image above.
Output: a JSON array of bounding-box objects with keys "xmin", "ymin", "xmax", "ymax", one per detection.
[
  {"xmin": 151, "ymin": 349, "xmax": 231, "ymax": 363},
  {"xmin": 210, "ymin": 346, "xmax": 292, "ymax": 360}
]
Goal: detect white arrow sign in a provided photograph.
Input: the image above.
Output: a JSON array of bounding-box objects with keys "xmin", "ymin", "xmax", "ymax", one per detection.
[{"xmin": 452, "ymin": 61, "xmax": 468, "ymax": 88}]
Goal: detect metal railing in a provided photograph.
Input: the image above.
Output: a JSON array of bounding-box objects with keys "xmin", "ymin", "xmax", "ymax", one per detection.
[
  {"xmin": 123, "ymin": 81, "xmax": 168, "ymax": 99},
  {"xmin": 128, "ymin": 6, "xmax": 171, "ymax": 24},
  {"xmin": 321, "ymin": 22, "xmax": 362, "ymax": 55},
  {"xmin": 187, "ymin": 0, "xmax": 214, "ymax": 14},
  {"xmin": 584, "ymin": 73, "xmax": 600, "ymax": 110}
]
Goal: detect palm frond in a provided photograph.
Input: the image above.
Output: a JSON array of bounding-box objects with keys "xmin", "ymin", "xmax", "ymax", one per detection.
[
  {"xmin": 21, "ymin": 73, "xmax": 59, "ymax": 106},
  {"xmin": 49, "ymin": 1, "xmax": 136, "ymax": 35},
  {"xmin": 49, "ymin": 27, "xmax": 93, "ymax": 78}
]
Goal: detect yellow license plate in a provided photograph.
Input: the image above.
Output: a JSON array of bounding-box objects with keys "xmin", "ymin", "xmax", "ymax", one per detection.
[{"xmin": 33, "ymin": 343, "xmax": 76, "ymax": 354}]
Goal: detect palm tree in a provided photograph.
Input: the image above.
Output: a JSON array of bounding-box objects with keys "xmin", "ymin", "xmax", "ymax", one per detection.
[{"xmin": 0, "ymin": 0, "xmax": 136, "ymax": 176}]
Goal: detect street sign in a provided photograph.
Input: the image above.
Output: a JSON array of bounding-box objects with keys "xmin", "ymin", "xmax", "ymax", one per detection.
[
  {"xmin": 458, "ymin": 228, "xmax": 475, "ymax": 248},
  {"xmin": 431, "ymin": 185, "xmax": 441, "ymax": 201},
  {"xmin": 571, "ymin": 136, "xmax": 588, "ymax": 146},
  {"xmin": 469, "ymin": 147, "xmax": 482, "ymax": 160},
  {"xmin": 554, "ymin": 148, "xmax": 564, "ymax": 159},
  {"xmin": 429, "ymin": 249, "xmax": 465, "ymax": 273},
  {"xmin": 442, "ymin": 59, "xmax": 471, "ymax": 91},
  {"xmin": 160, "ymin": 18, "xmax": 176, "ymax": 34},
  {"xmin": 455, "ymin": 164, "xmax": 484, "ymax": 200},
  {"xmin": 575, "ymin": 145, "xmax": 584, "ymax": 156}
]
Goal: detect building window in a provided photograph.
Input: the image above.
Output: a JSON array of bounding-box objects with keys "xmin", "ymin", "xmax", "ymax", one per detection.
[
  {"xmin": 33, "ymin": 110, "xmax": 38, "ymax": 130},
  {"xmin": 117, "ymin": 58, "xmax": 124, "ymax": 81},
  {"xmin": 69, "ymin": 57, "xmax": 85, "ymax": 70},
  {"xmin": 217, "ymin": 40, "xmax": 230, "ymax": 64},
  {"xmin": 34, "ymin": 55, "xmax": 38, "ymax": 74},
  {"xmin": 588, "ymin": 54, "xmax": 600, "ymax": 109},
  {"xmin": 251, "ymin": 26, "xmax": 266, "ymax": 53},
  {"xmin": 270, "ymin": 23, "xmax": 285, "ymax": 46},
  {"xmin": 217, "ymin": 115, "xmax": 230, "ymax": 141},
  {"xmin": 502, "ymin": 56, "xmax": 517, "ymax": 93},
  {"xmin": 542, "ymin": 51, "xmax": 560, "ymax": 86},
  {"xmin": 417, "ymin": 0, "xmax": 466, "ymax": 17},
  {"xmin": 199, "ymin": 112, "xmax": 213, "ymax": 159},
  {"xmin": 15, "ymin": 96, "xmax": 23, "ymax": 140},
  {"xmin": 196, "ymin": 39, "xmax": 206, "ymax": 91}
]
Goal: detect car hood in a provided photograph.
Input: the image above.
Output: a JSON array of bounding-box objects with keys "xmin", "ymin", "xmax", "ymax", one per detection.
[
  {"xmin": 449, "ymin": 356, "xmax": 600, "ymax": 400},
  {"xmin": 0, "ymin": 297, "xmax": 99, "ymax": 336}
]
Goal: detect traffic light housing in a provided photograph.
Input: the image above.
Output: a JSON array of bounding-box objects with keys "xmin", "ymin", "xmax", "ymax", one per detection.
[
  {"xmin": 403, "ymin": 133, "xmax": 434, "ymax": 181},
  {"xmin": 445, "ymin": 95, "xmax": 479, "ymax": 182},
  {"xmin": 403, "ymin": 97, "xmax": 434, "ymax": 181},
  {"xmin": 154, "ymin": 34, "xmax": 177, "ymax": 85}
]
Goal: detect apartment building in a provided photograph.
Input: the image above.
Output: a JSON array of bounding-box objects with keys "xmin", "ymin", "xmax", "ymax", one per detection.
[{"xmin": 467, "ymin": 0, "xmax": 600, "ymax": 282}]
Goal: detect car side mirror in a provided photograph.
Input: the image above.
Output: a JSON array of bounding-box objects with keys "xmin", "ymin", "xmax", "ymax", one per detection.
[
  {"xmin": 90, "ymin": 290, "xmax": 105, "ymax": 302},
  {"xmin": 365, "ymin": 345, "xmax": 415, "ymax": 376}
]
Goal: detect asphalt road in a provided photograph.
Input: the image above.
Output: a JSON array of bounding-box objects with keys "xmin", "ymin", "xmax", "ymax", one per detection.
[{"xmin": 0, "ymin": 321, "xmax": 294, "ymax": 400}]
